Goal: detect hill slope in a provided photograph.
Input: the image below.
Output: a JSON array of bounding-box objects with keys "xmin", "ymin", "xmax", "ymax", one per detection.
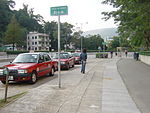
[{"xmin": 83, "ymin": 28, "xmax": 118, "ymax": 40}]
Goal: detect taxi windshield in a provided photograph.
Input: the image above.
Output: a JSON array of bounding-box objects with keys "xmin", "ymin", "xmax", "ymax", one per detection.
[
  {"xmin": 73, "ymin": 53, "xmax": 80, "ymax": 57},
  {"xmin": 13, "ymin": 54, "xmax": 38, "ymax": 63},
  {"xmin": 53, "ymin": 54, "xmax": 69, "ymax": 59}
]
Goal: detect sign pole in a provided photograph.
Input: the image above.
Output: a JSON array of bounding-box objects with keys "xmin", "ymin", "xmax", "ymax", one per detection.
[
  {"xmin": 58, "ymin": 15, "xmax": 61, "ymax": 88},
  {"xmin": 4, "ymin": 67, "xmax": 9, "ymax": 102},
  {"xmin": 50, "ymin": 5, "xmax": 68, "ymax": 88}
]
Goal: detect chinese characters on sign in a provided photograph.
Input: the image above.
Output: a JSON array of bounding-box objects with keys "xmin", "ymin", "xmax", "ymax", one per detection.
[{"xmin": 51, "ymin": 6, "xmax": 68, "ymax": 16}]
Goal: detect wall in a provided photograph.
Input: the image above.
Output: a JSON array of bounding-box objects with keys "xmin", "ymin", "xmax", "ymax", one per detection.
[{"xmin": 139, "ymin": 55, "xmax": 150, "ymax": 65}]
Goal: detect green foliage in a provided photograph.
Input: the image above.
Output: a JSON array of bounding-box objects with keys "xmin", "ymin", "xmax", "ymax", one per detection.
[
  {"xmin": 6, "ymin": 50, "xmax": 51, "ymax": 54},
  {"xmin": 0, "ymin": 0, "xmax": 15, "ymax": 46},
  {"xmin": 4, "ymin": 16, "xmax": 26, "ymax": 50},
  {"xmin": 96, "ymin": 52, "xmax": 108, "ymax": 58},
  {"xmin": 44, "ymin": 21, "xmax": 74, "ymax": 50},
  {"xmin": 0, "ymin": 0, "xmax": 15, "ymax": 33},
  {"xmin": 6, "ymin": 50, "xmax": 29, "ymax": 54},
  {"xmin": 108, "ymin": 36, "xmax": 120, "ymax": 49},
  {"xmin": 83, "ymin": 35, "xmax": 104, "ymax": 50},
  {"xmin": 72, "ymin": 34, "xmax": 104, "ymax": 50},
  {"xmin": 102, "ymin": 0, "xmax": 150, "ymax": 50},
  {"xmin": 139, "ymin": 51, "xmax": 150, "ymax": 56},
  {"xmin": 14, "ymin": 4, "xmax": 44, "ymax": 32}
]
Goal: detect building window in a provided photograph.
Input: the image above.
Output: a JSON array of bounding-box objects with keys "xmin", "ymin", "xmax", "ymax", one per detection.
[
  {"xmin": 32, "ymin": 42, "xmax": 34, "ymax": 45},
  {"xmin": 39, "ymin": 41, "xmax": 41, "ymax": 44},
  {"xmin": 35, "ymin": 42, "xmax": 37, "ymax": 45},
  {"xmin": 35, "ymin": 47, "xmax": 37, "ymax": 50},
  {"xmin": 28, "ymin": 36, "xmax": 30, "ymax": 39},
  {"xmin": 35, "ymin": 36, "xmax": 37, "ymax": 39}
]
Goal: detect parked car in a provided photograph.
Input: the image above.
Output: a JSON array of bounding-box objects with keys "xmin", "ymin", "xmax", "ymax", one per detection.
[
  {"xmin": 0, "ymin": 52, "xmax": 58, "ymax": 84},
  {"xmin": 61, "ymin": 52, "xmax": 75, "ymax": 68},
  {"xmin": 72, "ymin": 52, "xmax": 81, "ymax": 64},
  {"xmin": 53, "ymin": 53, "xmax": 75, "ymax": 70}
]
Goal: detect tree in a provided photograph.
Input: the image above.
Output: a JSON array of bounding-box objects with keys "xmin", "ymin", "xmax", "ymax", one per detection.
[
  {"xmin": 0, "ymin": 0, "xmax": 15, "ymax": 46},
  {"xmin": 4, "ymin": 15, "xmax": 25, "ymax": 50},
  {"xmin": 14, "ymin": 4, "xmax": 44, "ymax": 33},
  {"xmin": 44, "ymin": 21, "xmax": 74, "ymax": 50},
  {"xmin": 102, "ymin": 0, "xmax": 150, "ymax": 49},
  {"xmin": 109, "ymin": 36, "xmax": 120, "ymax": 50},
  {"xmin": 44, "ymin": 21, "xmax": 58, "ymax": 50},
  {"xmin": 60, "ymin": 22, "xmax": 73, "ymax": 50},
  {"xmin": 71, "ymin": 31, "xmax": 81, "ymax": 49},
  {"xmin": 83, "ymin": 35, "xmax": 104, "ymax": 50}
]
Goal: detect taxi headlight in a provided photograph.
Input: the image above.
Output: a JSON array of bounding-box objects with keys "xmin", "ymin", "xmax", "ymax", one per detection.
[
  {"xmin": 0, "ymin": 69, "xmax": 3, "ymax": 75},
  {"xmin": 18, "ymin": 70, "xmax": 28, "ymax": 74}
]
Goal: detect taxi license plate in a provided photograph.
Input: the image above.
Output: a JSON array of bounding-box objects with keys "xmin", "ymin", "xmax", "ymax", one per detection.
[{"xmin": 8, "ymin": 76, "xmax": 14, "ymax": 80}]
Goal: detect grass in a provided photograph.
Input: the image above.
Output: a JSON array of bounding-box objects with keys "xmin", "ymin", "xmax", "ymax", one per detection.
[{"xmin": 0, "ymin": 92, "xmax": 27, "ymax": 108}]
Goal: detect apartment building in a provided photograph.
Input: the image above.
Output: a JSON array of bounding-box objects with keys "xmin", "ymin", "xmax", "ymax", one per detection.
[{"xmin": 27, "ymin": 32, "xmax": 51, "ymax": 51}]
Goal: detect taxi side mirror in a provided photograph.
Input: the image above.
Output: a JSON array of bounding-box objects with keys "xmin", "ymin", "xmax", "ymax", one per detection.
[{"xmin": 38, "ymin": 59, "xmax": 43, "ymax": 63}]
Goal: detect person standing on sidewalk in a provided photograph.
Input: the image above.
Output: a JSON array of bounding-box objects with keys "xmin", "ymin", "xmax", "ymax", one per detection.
[
  {"xmin": 125, "ymin": 50, "xmax": 128, "ymax": 57},
  {"xmin": 80, "ymin": 48, "xmax": 87, "ymax": 74},
  {"xmin": 110, "ymin": 51, "xmax": 113, "ymax": 58}
]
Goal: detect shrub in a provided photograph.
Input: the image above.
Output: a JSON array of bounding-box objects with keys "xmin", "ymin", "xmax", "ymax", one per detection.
[
  {"xmin": 139, "ymin": 51, "xmax": 150, "ymax": 56},
  {"xmin": 96, "ymin": 52, "xmax": 108, "ymax": 58}
]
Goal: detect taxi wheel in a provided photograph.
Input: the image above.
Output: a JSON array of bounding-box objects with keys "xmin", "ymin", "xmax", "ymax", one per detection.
[
  {"xmin": 49, "ymin": 67, "xmax": 55, "ymax": 76},
  {"xmin": 72, "ymin": 63, "xmax": 75, "ymax": 68},
  {"xmin": 1, "ymin": 81, "xmax": 6, "ymax": 84},
  {"xmin": 30, "ymin": 72, "xmax": 37, "ymax": 84}
]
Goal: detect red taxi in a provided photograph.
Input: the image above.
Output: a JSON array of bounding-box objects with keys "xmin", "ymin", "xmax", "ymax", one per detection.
[
  {"xmin": 53, "ymin": 53, "xmax": 75, "ymax": 70},
  {"xmin": 0, "ymin": 52, "xmax": 58, "ymax": 84},
  {"xmin": 72, "ymin": 52, "xmax": 81, "ymax": 64}
]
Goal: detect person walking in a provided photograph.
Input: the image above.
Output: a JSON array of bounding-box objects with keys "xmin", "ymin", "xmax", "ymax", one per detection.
[
  {"xmin": 110, "ymin": 51, "xmax": 113, "ymax": 58},
  {"xmin": 125, "ymin": 50, "xmax": 128, "ymax": 57},
  {"xmin": 80, "ymin": 48, "xmax": 87, "ymax": 74}
]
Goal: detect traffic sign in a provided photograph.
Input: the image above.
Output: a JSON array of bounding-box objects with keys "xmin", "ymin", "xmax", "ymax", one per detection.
[{"xmin": 51, "ymin": 6, "xmax": 68, "ymax": 16}]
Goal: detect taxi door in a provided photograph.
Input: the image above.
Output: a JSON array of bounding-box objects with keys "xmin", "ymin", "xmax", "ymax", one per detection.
[{"xmin": 37, "ymin": 54, "xmax": 48, "ymax": 76}]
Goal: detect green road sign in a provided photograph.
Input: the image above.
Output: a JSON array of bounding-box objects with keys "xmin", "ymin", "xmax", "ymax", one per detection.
[{"xmin": 51, "ymin": 6, "xmax": 68, "ymax": 16}]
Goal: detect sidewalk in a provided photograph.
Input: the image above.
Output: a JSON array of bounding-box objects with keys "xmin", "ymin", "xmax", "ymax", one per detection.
[{"xmin": 0, "ymin": 58, "xmax": 141, "ymax": 113}]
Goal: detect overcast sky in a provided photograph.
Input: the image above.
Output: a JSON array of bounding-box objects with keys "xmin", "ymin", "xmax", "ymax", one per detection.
[{"xmin": 14, "ymin": 0, "xmax": 117, "ymax": 31}]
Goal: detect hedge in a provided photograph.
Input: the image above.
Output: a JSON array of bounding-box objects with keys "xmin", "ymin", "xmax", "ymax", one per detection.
[
  {"xmin": 6, "ymin": 50, "xmax": 50, "ymax": 55},
  {"xmin": 139, "ymin": 51, "xmax": 150, "ymax": 56},
  {"xmin": 96, "ymin": 52, "xmax": 108, "ymax": 58}
]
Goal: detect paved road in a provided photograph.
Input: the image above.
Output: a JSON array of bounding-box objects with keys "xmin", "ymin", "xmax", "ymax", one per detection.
[{"xmin": 117, "ymin": 58, "xmax": 150, "ymax": 113}]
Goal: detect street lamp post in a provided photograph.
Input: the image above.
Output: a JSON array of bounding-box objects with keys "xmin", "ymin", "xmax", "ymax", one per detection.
[{"xmin": 76, "ymin": 22, "xmax": 88, "ymax": 52}]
